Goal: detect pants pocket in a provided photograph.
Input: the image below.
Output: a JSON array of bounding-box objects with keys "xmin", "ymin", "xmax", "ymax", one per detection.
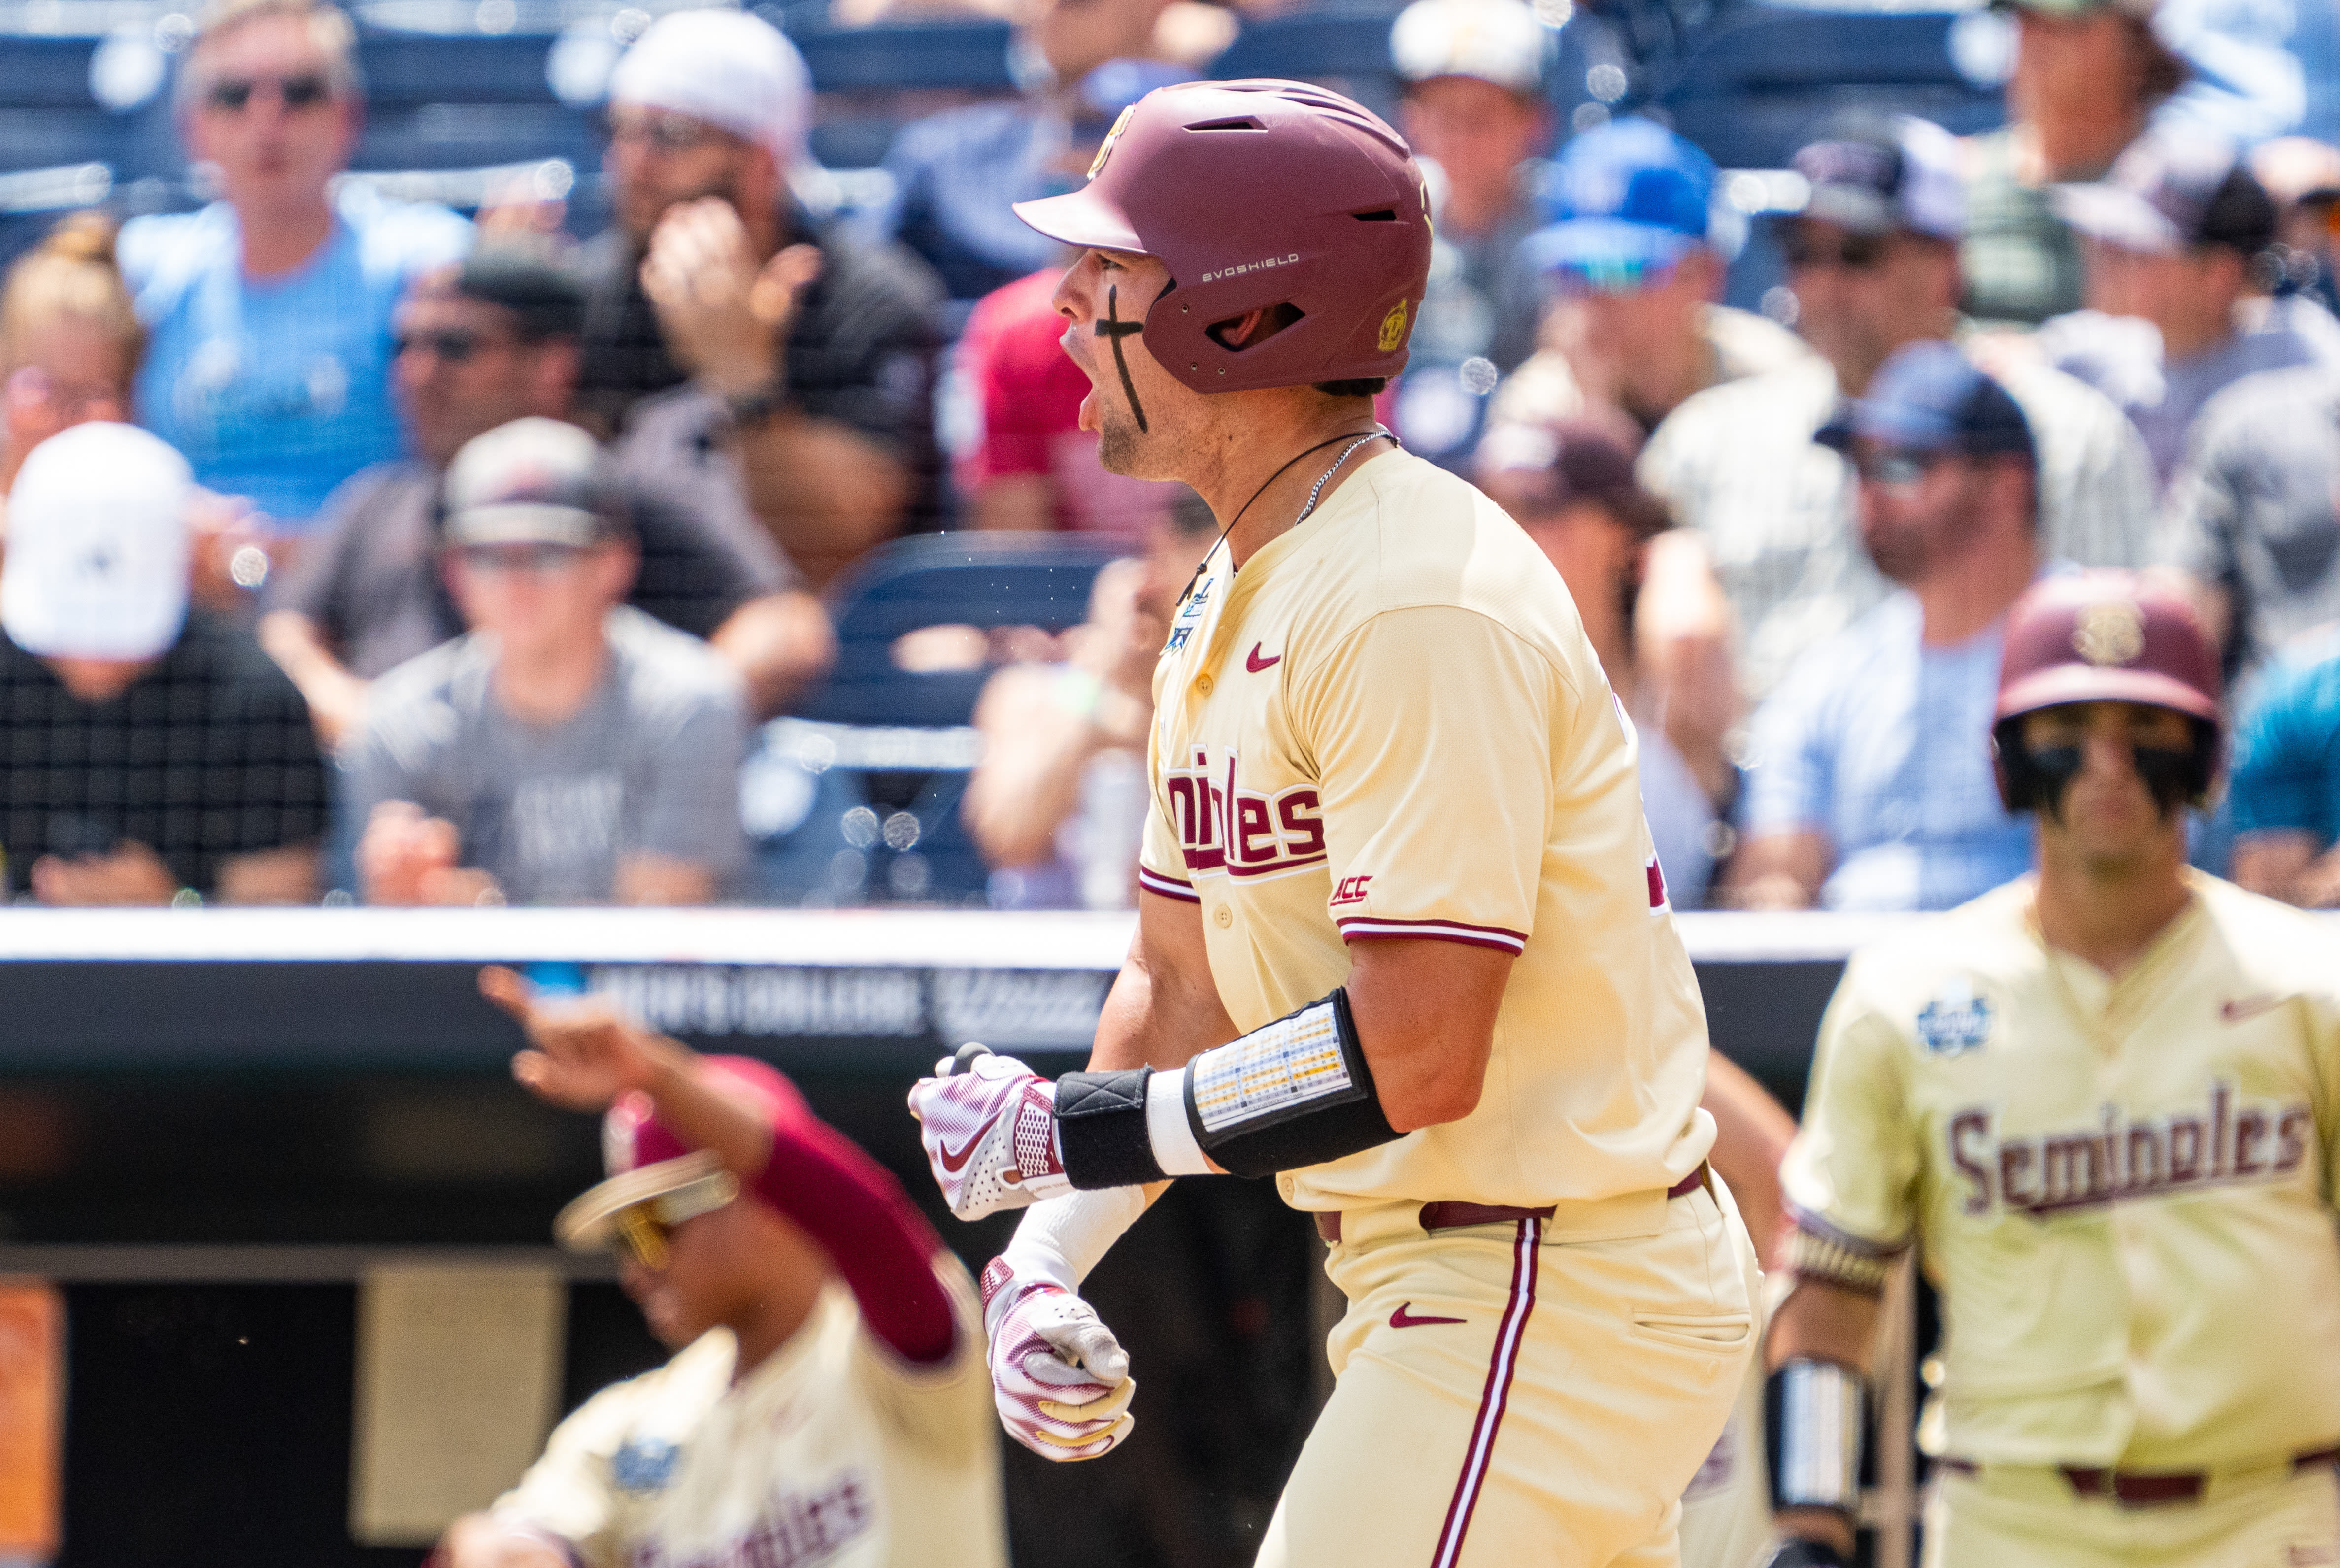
[{"xmin": 1629, "ymin": 1312, "xmax": 1752, "ymax": 1353}]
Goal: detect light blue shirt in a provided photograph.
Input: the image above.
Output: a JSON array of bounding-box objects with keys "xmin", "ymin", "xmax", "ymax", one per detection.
[
  {"xmin": 119, "ymin": 185, "xmax": 471, "ymax": 529},
  {"xmin": 1743, "ymin": 591, "xmax": 2034, "ymax": 912}
]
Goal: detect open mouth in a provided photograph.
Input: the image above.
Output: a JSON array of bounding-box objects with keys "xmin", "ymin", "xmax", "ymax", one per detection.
[{"xmin": 1061, "ymin": 324, "xmax": 1105, "ymax": 432}]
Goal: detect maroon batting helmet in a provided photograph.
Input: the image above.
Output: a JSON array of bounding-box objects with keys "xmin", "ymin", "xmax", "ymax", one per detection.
[
  {"xmin": 1012, "ymin": 79, "xmax": 1434, "ymax": 394},
  {"xmin": 1991, "ymin": 571, "xmax": 2224, "ymax": 812}
]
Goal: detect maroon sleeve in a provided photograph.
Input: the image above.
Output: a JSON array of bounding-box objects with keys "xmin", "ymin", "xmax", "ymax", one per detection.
[{"xmin": 750, "ymin": 1102, "xmax": 960, "ymax": 1365}]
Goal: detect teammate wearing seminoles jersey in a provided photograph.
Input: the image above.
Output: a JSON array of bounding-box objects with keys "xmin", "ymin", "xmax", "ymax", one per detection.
[
  {"xmin": 1762, "ymin": 572, "xmax": 2340, "ymax": 1568},
  {"xmin": 435, "ymin": 970, "xmax": 1004, "ymax": 1568},
  {"xmin": 903, "ymin": 79, "xmax": 1756, "ymax": 1568}
]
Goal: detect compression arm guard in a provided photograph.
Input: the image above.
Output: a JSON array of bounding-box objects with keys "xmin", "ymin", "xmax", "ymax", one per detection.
[
  {"xmin": 1054, "ymin": 989, "xmax": 1404, "ymax": 1188},
  {"xmin": 1765, "ymin": 1357, "xmax": 1868, "ymax": 1521}
]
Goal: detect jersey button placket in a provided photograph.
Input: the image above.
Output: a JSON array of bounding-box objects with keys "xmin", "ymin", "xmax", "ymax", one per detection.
[
  {"xmin": 1197, "ymin": 673, "xmax": 1214, "ymax": 695},
  {"xmin": 1214, "ymin": 905, "xmax": 1233, "ymax": 928}
]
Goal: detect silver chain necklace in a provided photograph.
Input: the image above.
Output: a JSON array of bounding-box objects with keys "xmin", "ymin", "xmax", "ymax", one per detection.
[{"xmin": 1295, "ymin": 431, "xmax": 1390, "ymax": 526}]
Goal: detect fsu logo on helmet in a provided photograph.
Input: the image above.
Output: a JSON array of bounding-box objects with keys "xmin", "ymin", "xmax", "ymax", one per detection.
[
  {"xmin": 1377, "ymin": 299, "xmax": 1411, "ymax": 353},
  {"xmin": 2072, "ymin": 601, "xmax": 2146, "ymax": 667}
]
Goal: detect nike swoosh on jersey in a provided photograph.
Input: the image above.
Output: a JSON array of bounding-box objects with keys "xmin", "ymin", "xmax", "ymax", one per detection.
[
  {"xmin": 939, "ymin": 1132, "xmax": 985, "ymax": 1172},
  {"xmin": 1389, "ymin": 1301, "xmax": 1466, "ymax": 1329},
  {"xmin": 2220, "ymin": 994, "xmax": 2286, "ymax": 1023},
  {"xmin": 1246, "ymin": 643, "xmax": 1282, "ymax": 673}
]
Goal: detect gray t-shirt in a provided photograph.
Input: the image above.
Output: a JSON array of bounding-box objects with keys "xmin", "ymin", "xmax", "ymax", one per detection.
[
  {"xmin": 2040, "ymin": 295, "xmax": 2340, "ymax": 484},
  {"xmin": 2157, "ymin": 362, "xmax": 2340, "ymax": 681},
  {"xmin": 345, "ymin": 607, "xmax": 748, "ymax": 903},
  {"xmin": 269, "ymin": 402, "xmax": 794, "ymax": 681}
]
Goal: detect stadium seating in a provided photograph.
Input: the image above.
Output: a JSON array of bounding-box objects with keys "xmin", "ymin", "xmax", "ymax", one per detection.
[
  {"xmin": 745, "ymin": 532, "xmax": 1119, "ymax": 905},
  {"xmin": 1640, "ymin": 1, "xmax": 2001, "ymax": 171},
  {"xmin": 0, "ymin": 30, "xmax": 177, "ymax": 262}
]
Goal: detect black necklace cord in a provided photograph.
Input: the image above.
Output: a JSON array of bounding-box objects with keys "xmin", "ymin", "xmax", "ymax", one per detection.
[{"xmin": 1171, "ymin": 426, "xmax": 1395, "ymax": 614}]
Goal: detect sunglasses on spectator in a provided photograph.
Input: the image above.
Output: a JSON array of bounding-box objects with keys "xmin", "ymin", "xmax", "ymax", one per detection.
[
  {"xmin": 604, "ymin": 110, "xmax": 724, "ymax": 154},
  {"xmin": 1782, "ymin": 226, "xmax": 1889, "ymax": 271},
  {"xmin": 393, "ymin": 328, "xmax": 506, "ymax": 365},
  {"xmin": 1850, "ymin": 447, "xmax": 1949, "ymax": 488},
  {"xmin": 203, "ymin": 71, "xmax": 333, "ymax": 114},
  {"xmin": 5, "ymin": 366, "xmax": 121, "ymax": 422},
  {"xmin": 455, "ymin": 542, "xmax": 592, "ymax": 575},
  {"xmin": 1555, "ymin": 257, "xmax": 1674, "ymax": 296}
]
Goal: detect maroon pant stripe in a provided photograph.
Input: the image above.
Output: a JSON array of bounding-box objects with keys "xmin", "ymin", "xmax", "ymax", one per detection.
[{"xmin": 1429, "ymin": 1216, "xmax": 1541, "ymax": 1568}]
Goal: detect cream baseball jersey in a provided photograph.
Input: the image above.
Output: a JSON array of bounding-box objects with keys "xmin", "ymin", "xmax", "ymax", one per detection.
[
  {"xmin": 493, "ymin": 1269, "xmax": 1005, "ymax": 1568},
  {"xmin": 1135, "ymin": 446, "xmax": 1715, "ymax": 1219},
  {"xmin": 1785, "ymin": 874, "xmax": 2340, "ymax": 1469}
]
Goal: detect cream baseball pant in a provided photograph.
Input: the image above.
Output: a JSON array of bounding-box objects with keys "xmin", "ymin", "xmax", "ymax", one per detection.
[
  {"xmin": 1256, "ymin": 1179, "xmax": 1759, "ymax": 1568},
  {"xmin": 1675, "ymin": 1280, "xmax": 1778, "ymax": 1568},
  {"xmin": 1923, "ymin": 1458, "xmax": 2340, "ymax": 1568}
]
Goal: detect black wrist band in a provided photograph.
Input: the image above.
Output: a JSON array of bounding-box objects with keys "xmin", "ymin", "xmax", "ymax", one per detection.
[{"xmin": 1054, "ymin": 1068, "xmax": 1165, "ymax": 1189}]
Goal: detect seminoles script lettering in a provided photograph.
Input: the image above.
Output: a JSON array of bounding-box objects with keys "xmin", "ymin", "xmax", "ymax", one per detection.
[
  {"xmin": 1947, "ymin": 1082, "xmax": 2313, "ymax": 1218},
  {"xmin": 1165, "ymin": 747, "xmax": 1326, "ymax": 879}
]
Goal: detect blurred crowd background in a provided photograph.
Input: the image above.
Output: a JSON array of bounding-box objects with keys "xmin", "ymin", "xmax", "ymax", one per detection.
[{"xmin": 4, "ymin": 0, "xmax": 2340, "ymax": 918}]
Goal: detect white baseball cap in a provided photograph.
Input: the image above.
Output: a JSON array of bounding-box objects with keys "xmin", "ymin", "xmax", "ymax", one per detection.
[
  {"xmin": 608, "ymin": 8, "xmax": 813, "ymax": 174},
  {"xmin": 1793, "ymin": 113, "xmax": 1966, "ymax": 243},
  {"xmin": 1, "ymin": 422, "xmax": 190, "ymax": 662},
  {"xmin": 1391, "ymin": 0, "xmax": 1549, "ymax": 95}
]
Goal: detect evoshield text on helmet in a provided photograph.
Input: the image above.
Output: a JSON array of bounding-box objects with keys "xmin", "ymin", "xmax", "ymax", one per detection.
[{"xmin": 1011, "ymin": 79, "xmax": 1435, "ymax": 397}]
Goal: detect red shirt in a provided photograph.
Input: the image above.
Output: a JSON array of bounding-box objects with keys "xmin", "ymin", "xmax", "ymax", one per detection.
[{"xmin": 957, "ymin": 269, "xmax": 1182, "ymax": 543}]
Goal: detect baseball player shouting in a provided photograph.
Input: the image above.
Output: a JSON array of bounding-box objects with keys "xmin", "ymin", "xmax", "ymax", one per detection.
[
  {"xmin": 906, "ymin": 79, "xmax": 1758, "ymax": 1568},
  {"xmin": 1762, "ymin": 571, "xmax": 2340, "ymax": 1568},
  {"xmin": 435, "ymin": 968, "xmax": 1005, "ymax": 1568}
]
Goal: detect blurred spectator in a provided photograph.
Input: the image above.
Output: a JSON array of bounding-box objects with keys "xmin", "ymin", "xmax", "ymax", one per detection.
[
  {"xmin": 0, "ymin": 424, "xmax": 325, "ymax": 904},
  {"xmin": 2229, "ymin": 625, "xmax": 2340, "ymax": 905},
  {"xmin": 120, "ymin": 0, "xmax": 471, "ymax": 529},
  {"xmin": 1962, "ymin": 0, "xmax": 2189, "ymax": 326},
  {"xmin": 259, "ymin": 251, "xmax": 830, "ymax": 748},
  {"xmin": 964, "ymin": 490, "xmax": 1217, "ymax": 907},
  {"xmin": 1640, "ymin": 114, "xmax": 2154, "ymax": 701},
  {"xmin": 0, "ymin": 214, "xmax": 138, "ymax": 502},
  {"xmin": 1729, "ymin": 343, "xmax": 2039, "ymax": 912},
  {"xmin": 934, "ymin": 60, "xmax": 1194, "ymax": 539},
  {"xmin": 2039, "ymin": 134, "xmax": 2339, "ymax": 482},
  {"xmin": 1490, "ymin": 118, "xmax": 1810, "ymax": 443},
  {"xmin": 346, "ymin": 420, "xmax": 747, "ymax": 907},
  {"xmin": 881, "ymin": 30, "xmax": 1186, "ymax": 310},
  {"xmin": 2253, "ymin": 135, "xmax": 2340, "ymax": 311},
  {"xmin": 952, "ymin": 266, "xmax": 1186, "ymax": 539},
  {"xmin": 2153, "ymin": 361, "xmax": 2340, "ymax": 680},
  {"xmin": 577, "ymin": 10, "xmax": 944, "ymax": 587},
  {"xmin": 1481, "ymin": 419, "xmax": 1738, "ymax": 906},
  {"xmin": 1381, "ymin": 0, "xmax": 1553, "ymax": 466}
]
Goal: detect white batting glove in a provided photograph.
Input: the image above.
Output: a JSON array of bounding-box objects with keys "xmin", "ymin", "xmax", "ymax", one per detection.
[
  {"xmin": 906, "ymin": 1049, "xmax": 1069, "ymax": 1220},
  {"xmin": 979, "ymin": 1257, "xmax": 1135, "ymax": 1461}
]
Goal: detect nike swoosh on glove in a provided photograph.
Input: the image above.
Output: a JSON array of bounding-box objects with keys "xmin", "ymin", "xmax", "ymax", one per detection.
[
  {"xmin": 907, "ymin": 1050, "xmax": 1069, "ymax": 1220},
  {"xmin": 980, "ymin": 1257, "xmax": 1135, "ymax": 1461}
]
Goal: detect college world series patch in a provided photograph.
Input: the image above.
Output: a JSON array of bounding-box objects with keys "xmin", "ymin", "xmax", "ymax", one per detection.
[{"xmin": 1916, "ymin": 982, "xmax": 1993, "ymax": 1056}]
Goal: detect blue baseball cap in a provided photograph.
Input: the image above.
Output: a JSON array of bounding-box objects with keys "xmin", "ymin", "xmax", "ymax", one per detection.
[
  {"xmin": 1817, "ymin": 341, "xmax": 2035, "ymax": 461},
  {"xmin": 1073, "ymin": 59, "xmax": 1195, "ymax": 134},
  {"xmin": 1523, "ymin": 118, "xmax": 1716, "ymax": 284}
]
